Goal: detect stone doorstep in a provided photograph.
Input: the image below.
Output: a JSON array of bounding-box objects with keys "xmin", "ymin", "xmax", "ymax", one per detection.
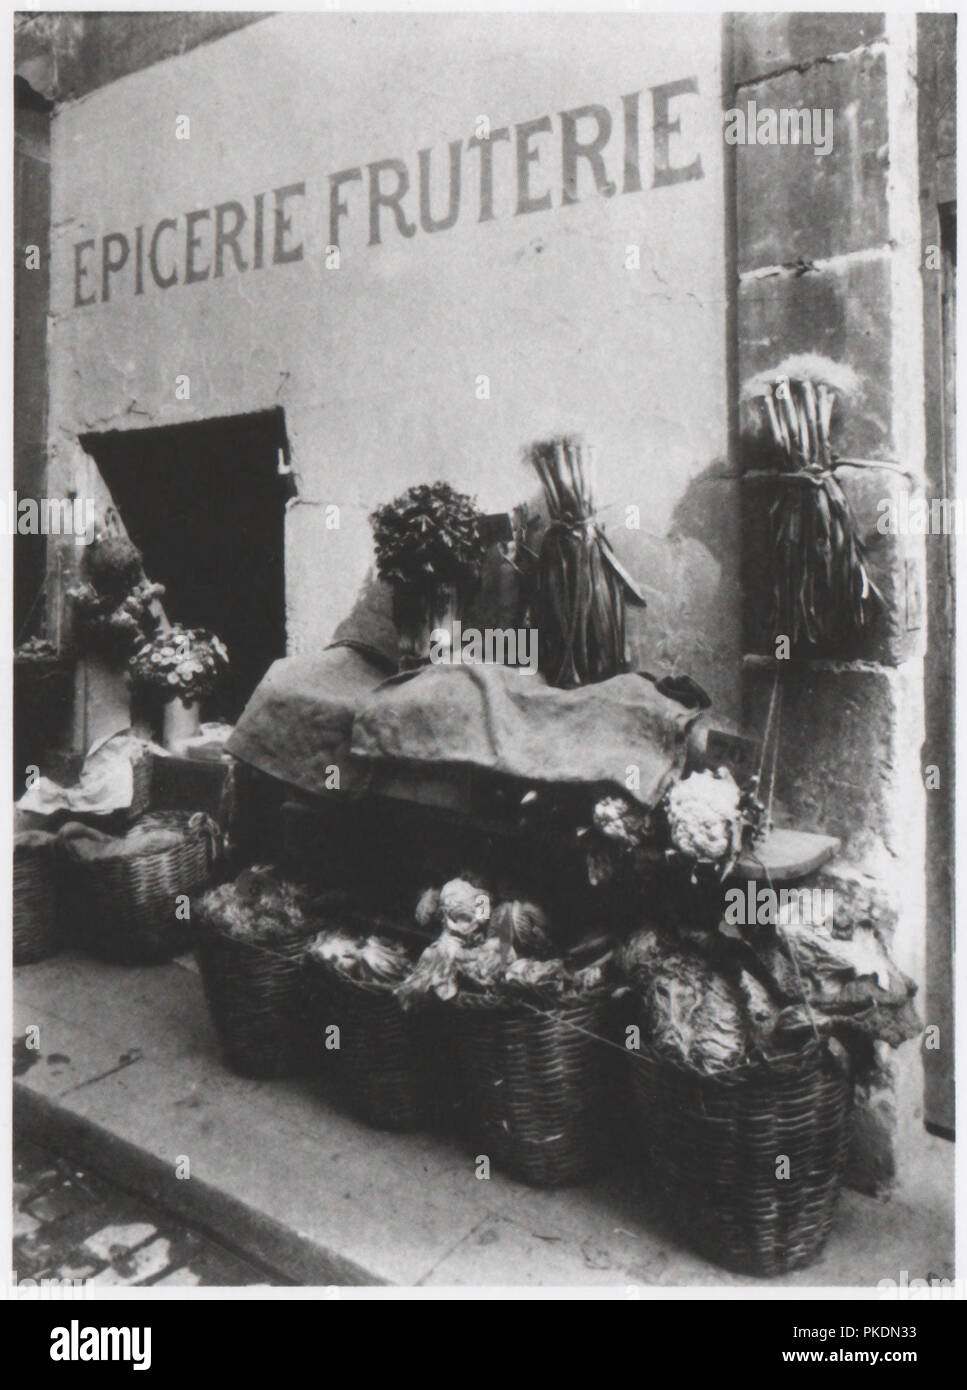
[{"xmin": 13, "ymin": 953, "xmax": 955, "ymax": 1289}]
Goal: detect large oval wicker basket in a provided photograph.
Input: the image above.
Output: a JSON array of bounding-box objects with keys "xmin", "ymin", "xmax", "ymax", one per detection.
[
  {"xmin": 625, "ymin": 1041, "xmax": 854, "ymax": 1276},
  {"xmin": 195, "ymin": 920, "xmax": 313, "ymax": 1079},
  {"xmin": 303, "ymin": 956, "xmax": 433, "ymax": 1130},
  {"xmin": 14, "ymin": 833, "xmax": 60, "ymax": 965},
  {"xmin": 60, "ymin": 812, "xmax": 218, "ymax": 964},
  {"xmin": 446, "ymin": 992, "xmax": 609, "ymax": 1187}
]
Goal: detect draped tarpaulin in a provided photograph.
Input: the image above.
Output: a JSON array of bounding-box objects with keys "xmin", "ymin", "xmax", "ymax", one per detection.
[
  {"xmin": 350, "ymin": 663, "xmax": 698, "ymax": 806},
  {"xmin": 230, "ymin": 654, "xmax": 699, "ymax": 808},
  {"xmin": 225, "ymin": 645, "xmax": 388, "ymax": 797},
  {"xmin": 229, "ymin": 569, "xmax": 699, "ymax": 804},
  {"xmin": 226, "ymin": 573, "xmax": 398, "ymax": 796}
]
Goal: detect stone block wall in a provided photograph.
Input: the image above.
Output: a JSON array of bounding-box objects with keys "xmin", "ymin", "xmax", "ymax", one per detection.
[{"xmin": 731, "ymin": 13, "xmax": 930, "ymax": 1188}]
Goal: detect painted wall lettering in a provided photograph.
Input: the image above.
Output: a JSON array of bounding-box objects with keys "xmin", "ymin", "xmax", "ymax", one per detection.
[{"xmin": 70, "ymin": 81, "xmax": 703, "ymax": 305}]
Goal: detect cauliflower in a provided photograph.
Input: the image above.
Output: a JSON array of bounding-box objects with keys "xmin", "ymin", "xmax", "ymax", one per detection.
[
  {"xmin": 666, "ymin": 767, "xmax": 742, "ymax": 864},
  {"xmin": 438, "ymin": 878, "xmax": 490, "ymax": 939},
  {"xmin": 592, "ymin": 795, "xmax": 646, "ymax": 847},
  {"xmin": 414, "ymin": 880, "xmax": 491, "ymax": 937}
]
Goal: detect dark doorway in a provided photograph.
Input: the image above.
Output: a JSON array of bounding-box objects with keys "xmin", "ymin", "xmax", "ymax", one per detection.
[{"xmin": 81, "ymin": 410, "xmax": 291, "ymax": 720}]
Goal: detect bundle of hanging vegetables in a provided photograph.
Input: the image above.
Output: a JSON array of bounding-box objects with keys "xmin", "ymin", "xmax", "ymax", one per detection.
[
  {"xmin": 742, "ymin": 355, "xmax": 883, "ymax": 648},
  {"xmin": 527, "ymin": 436, "xmax": 646, "ymax": 687}
]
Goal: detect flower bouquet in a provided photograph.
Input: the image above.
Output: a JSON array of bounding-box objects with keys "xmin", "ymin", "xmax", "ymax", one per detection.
[
  {"xmin": 129, "ymin": 625, "xmax": 229, "ymax": 749},
  {"xmin": 370, "ymin": 481, "xmax": 487, "ymax": 666}
]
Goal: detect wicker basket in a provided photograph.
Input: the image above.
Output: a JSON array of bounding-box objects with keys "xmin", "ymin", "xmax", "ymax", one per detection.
[
  {"xmin": 14, "ymin": 833, "xmax": 60, "ymax": 965},
  {"xmin": 60, "ymin": 811, "xmax": 218, "ymax": 964},
  {"xmin": 625, "ymin": 1041, "xmax": 854, "ymax": 1276},
  {"xmin": 195, "ymin": 921, "xmax": 312, "ymax": 1079},
  {"xmin": 303, "ymin": 956, "xmax": 433, "ymax": 1130},
  {"xmin": 446, "ymin": 991, "xmax": 609, "ymax": 1187}
]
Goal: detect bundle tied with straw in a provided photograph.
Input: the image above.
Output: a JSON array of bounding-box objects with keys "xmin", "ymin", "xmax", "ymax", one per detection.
[
  {"xmin": 527, "ymin": 436, "xmax": 646, "ymax": 687},
  {"xmin": 742, "ymin": 354, "xmax": 883, "ymax": 648}
]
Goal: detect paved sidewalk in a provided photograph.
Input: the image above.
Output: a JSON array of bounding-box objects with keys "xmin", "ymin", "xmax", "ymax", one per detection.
[
  {"xmin": 14, "ymin": 1137, "xmax": 284, "ymax": 1288},
  {"xmin": 13, "ymin": 951, "xmax": 956, "ymax": 1288}
]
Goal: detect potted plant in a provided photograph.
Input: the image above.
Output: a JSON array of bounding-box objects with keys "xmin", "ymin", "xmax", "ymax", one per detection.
[
  {"xmin": 370, "ymin": 481, "xmax": 487, "ymax": 666},
  {"xmin": 128, "ymin": 625, "xmax": 229, "ymax": 750}
]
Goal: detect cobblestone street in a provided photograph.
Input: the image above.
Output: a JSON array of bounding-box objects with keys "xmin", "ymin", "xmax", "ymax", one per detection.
[{"xmin": 13, "ymin": 1138, "xmax": 286, "ymax": 1289}]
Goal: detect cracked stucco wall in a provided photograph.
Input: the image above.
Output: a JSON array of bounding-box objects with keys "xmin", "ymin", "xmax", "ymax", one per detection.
[{"xmin": 44, "ymin": 11, "xmax": 739, "ymax": 720}]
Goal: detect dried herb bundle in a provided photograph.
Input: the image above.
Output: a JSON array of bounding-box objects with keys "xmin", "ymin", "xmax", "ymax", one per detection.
[
  {"xmin": 743, "ymin": 360, "xmax": 883, "ymax": 647},
  {"xmin": 527, "ymin": 436, "xmax": 645, "ymax": 687}
]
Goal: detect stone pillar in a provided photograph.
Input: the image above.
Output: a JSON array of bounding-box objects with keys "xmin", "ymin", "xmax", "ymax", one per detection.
[{"xmin": 731, "ymin": 13, "xmax": 930, "ymax": 1190}]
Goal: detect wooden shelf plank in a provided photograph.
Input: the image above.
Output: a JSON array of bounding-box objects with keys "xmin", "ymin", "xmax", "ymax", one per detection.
[{"xmin": 730, "ymin": 827, "xmax": 841, "ymax": 883}]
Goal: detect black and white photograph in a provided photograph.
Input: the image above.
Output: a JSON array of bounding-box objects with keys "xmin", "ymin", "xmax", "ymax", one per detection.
[{"xmin": 6, "ymin": 3, "xmax": 960, "ymax": 1323}]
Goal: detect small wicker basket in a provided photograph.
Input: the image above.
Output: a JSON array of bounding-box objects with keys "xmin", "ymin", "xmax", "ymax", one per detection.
[
  {"xmin": 60, "ymin": 811, "xmax": 218, "ymax": 964},
  {"xmin": 13, "ymin": 832, "xmax": 60, "ymax": 965},
  {"xmin": 303, "ymin": 955, "xmax": 433, "ymax": 1130},
  {"xmin": 445, "ymin": 991, "xmax": 609, "ymax": 1187},
  {"xmin": 625, "ymin": 1040, "xmax": 854, "ymax": 1276}
]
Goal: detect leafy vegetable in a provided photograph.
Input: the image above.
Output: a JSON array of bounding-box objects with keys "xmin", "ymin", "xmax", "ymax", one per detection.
[{"xmin": 369, "ymin": 482, "xmax": 487, "ymax": 591}]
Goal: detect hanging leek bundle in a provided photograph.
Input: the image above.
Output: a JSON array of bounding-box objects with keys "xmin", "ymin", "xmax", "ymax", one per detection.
[
  {"xmin": 527, "ymin": 436, "xmax": 645, "ymax": 687},
  {"xmin": 742, "ymin": 357, "xmax": 883, "ymax": 648}
]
